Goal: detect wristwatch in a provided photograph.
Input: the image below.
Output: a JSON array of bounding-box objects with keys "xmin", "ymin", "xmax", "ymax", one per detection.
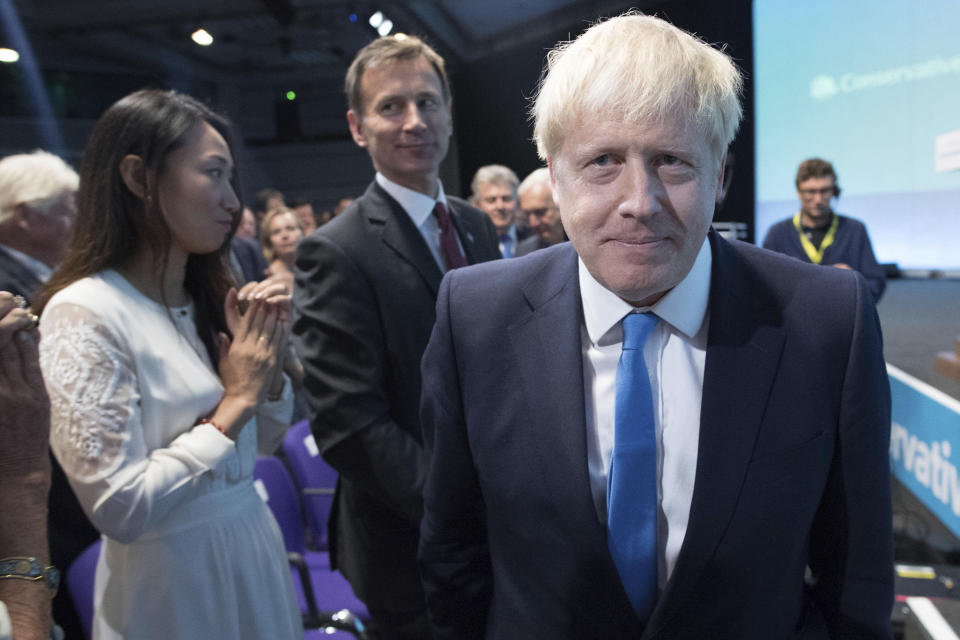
[{"xmin": 0, "ymin": 557, "xmax": 60, "ymax": 596}]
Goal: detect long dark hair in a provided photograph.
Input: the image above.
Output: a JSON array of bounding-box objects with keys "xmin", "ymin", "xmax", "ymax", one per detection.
[{"xmin": 35, "ymin": 89, "xmax": 243, "ymax": 367}]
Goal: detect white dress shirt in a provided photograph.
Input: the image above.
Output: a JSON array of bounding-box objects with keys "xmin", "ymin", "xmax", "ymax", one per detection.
[
  {"xmin": 580, "ymin": 237, "xmax": 712, "ymax": 586},
  {"xmin": 376, "ymin": 172, "xmax": 465, "ymax": 273}
]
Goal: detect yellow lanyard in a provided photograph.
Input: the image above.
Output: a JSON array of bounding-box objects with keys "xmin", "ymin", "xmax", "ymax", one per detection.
[{"xmin": 792, "ymin": 212, "xmax": 838, "ymax": 265}]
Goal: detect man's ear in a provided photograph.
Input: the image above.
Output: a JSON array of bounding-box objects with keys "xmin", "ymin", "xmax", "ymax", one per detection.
[
  {"xmin": 11, "ymin": 202, "xmax": 32, "ymax": 230},
  {"xmin": 445, "ymin": 97, "xmax": 453, "ymax": 138},
  {"xmin": 347, "ymin": 110, "xmax": 367, "ymax": 148},
  {"xmin": 714, "ymin": 153, "xmax": 728, "ymax": 204},
  {"xmin": 119, "ymin": 154, "xmax": 148, "ymax": 200}
]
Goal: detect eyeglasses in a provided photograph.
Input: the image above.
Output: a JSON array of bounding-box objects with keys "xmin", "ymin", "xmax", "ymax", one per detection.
[
  {"xmin": 798, "ymin": 187, "xmax": 835, "ymax": 197},
  {"xmin": 524, "ymin": 207, "xmax": 555, "ymax": 219}
]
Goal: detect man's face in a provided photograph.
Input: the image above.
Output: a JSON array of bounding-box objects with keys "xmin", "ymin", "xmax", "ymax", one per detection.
[
  {"xmin": 23, "ymin": 189, "xmax": 76, "ymax": 265},
  {"xmin": 347, "ymin": 56, "xmax": 452, "ymax": 196},
  {"xmin": 294, "ymin": 203, "xmax": 317, "ymax": 234},
  {"xmin": 550, "ymin": 111, "xmax": 723, "ymax": 307},
  {"xmin": 475, "ymin": 181, "xmax": 516, "ymax": 234},
  {"xmin": 796, "ymin": 176, "xmax": 835, "ymax": 225},
  {"xmin": 520, "ymin": 183, "xmax": 563, "ymax": 246},
  {"xmin": 236, "ymin": 207, "xmax": 257, "ymax": 240}
]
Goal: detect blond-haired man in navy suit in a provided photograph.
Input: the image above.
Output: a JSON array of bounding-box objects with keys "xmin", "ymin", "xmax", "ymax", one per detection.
[{"xmin": 419, "ymin": 13, "xmax": 892, "ymax": 639}]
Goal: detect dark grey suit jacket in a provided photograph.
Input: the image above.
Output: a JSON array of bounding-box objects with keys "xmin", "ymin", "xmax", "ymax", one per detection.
[
  {"xmin": 515, "ymin": 234, "xmax": 542, "ymax": 257},
  {"xmin": 419, "ymin": 232, "xmax": 893, "ymax": 638},
  {"xmin": 0, "ymin": 245, "xmax": 42, "ymax": 300},
  {"xmin": 292, "ymin": 181, "xmax": 500, "ymax": 611}
]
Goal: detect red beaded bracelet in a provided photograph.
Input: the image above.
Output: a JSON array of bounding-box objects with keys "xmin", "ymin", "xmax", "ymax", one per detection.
[{"xmin": 199, "ymin": 418, "xmax": 229, "ymax": 437}]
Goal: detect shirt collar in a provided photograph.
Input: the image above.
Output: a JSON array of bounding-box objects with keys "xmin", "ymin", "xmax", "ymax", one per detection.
[
  {"xmin": 0, "ymin": 242, "xmax": 52, "ymax": 283},
  {"xmin": 376, "ymin": 172, "xmax": 447, "ymax": 228},
  {"xmin": 579, "ymin": 235, "xmax": 712, "ymax": 346}
]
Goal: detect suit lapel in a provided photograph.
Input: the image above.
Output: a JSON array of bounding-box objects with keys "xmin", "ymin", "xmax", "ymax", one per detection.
[
  {"xmin": 507, "ymin": 246, "xmax": 620, "ymax": 565},
  {"xmin": 645, "ymin": 232, "xmax": 786, "ymax": 636},
  {"xmin": 365, "ymin": 182, "xmax": 443, "ymax": 296},
  {"xmin": 447, "ymin": 199, "xmax": 485, "ymax": 265}
]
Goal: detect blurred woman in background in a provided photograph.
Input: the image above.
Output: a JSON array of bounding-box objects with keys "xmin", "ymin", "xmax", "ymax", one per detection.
[{"xmin": 260, "ymin": 206, "xmax": 303, "ymax": 290}]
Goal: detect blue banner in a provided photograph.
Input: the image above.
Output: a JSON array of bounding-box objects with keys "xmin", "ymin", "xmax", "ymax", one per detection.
[{"xmin": 889, "ymin": 364, "xmax": 960, "ymax": 538}]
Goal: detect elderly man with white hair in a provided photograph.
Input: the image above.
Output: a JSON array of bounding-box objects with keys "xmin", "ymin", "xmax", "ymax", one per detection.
[
  {"xmin": 418, "ymin": 12, "xmax": 892, "ymax": 639},
  {"xmin": 470, "ymin": 164, "xmax": 529, "ymax": 258},
  {"xmin": 516, "ymin": 167, "xmax": 565, "ymax": 256},
  {"xmin": 0, "ymin": 150, "xmax": 100, "ymax": 640},
  {"xmin": 0, "ymin": 150, "xmax": 78, "ymax": 302}
]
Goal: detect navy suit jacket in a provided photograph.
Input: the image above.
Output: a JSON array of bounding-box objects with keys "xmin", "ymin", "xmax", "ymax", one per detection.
[
  {"xmin": 0, "ymin": 245, "xmax": 42, "ymax": 299},
  {"xmin": 292, "ymin": 181, "xmax": 501, "ymax": 611},
  {"xmin": 419, "ymin": 232, "xmax": 893, "ymax": 638}
]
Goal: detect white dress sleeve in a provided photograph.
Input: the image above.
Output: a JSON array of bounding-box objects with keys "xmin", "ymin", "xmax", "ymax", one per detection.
[{"xmin": 40, "ymin": 302, "xmax": 238, "ymax": 544}]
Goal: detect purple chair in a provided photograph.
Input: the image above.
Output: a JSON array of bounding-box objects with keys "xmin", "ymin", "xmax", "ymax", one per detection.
[
  {"xmin": 282, "ymin": 420, "xmax": 337, "ymax": 550},
  {"xmin": 254, "ymin": 455, "xmax": 370, "ymax": 638},
  {"xmin": 66, "ymin": 538, "xmax": 101, "ymax": 639}
]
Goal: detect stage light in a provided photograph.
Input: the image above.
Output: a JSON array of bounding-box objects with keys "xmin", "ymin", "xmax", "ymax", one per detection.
[
  {"xmin": 191, "ymin": 28, "xmax": 213, "ymax": 46},
  {"xmin": 285, "ymin": 90, "xmax": 297, "ymax": 101},
  {"xmin": 349, "ymin": 13, "xmax": 358, "ymax": 23},
  {"xmin": 377, "ymin": 20, "xmax": 393, "ymax": 36},
  {"xmin": 0, "ymin": 48, "xmax": 19, "ymax": 63},
  {"xmin": 368, "ymin": 11, "xmax": 383, "ymax": 28}
]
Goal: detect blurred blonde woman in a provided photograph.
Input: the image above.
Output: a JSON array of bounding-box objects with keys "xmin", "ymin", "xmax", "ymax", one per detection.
[{"xmin": 260, "ymin": 206, "xmax": 303, "ymax": 290}]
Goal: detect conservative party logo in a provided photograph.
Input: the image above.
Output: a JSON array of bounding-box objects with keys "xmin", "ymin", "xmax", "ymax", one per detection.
[
  {"xmin": 810, "ymin": 75, "xmax": 839, "ymax": 101},
  {"xmin": 811, "ymin": 54, "xmax": 960, "ymax": 101}
]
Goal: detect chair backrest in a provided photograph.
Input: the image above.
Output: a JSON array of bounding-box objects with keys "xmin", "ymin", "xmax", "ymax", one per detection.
[
  {"xmin": 66, "ymin": 538, "xmax": 102, "ymax": 640},
  {"xmin": 253, "ymin": 455, "xmax": 308, "ymax": 555},
  {"xmin": 283, "ymin": 420, "xmax": 337, "ymax": 549}
]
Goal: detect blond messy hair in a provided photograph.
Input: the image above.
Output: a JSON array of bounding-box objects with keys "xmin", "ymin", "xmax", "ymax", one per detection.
[{"xmin": 532, "ymin": 12, "xmax": 743, "ymax": 161}]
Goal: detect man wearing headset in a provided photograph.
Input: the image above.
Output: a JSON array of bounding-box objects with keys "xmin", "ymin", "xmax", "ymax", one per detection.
[{"xmin": 763, "ymin": 157, "xmax": 885, "ymax": 302}]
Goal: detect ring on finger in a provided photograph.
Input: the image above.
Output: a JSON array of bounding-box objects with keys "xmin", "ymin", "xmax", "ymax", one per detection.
[
  {"xmin": 13, "ymin": 295, "xmax": 27, "ymax": 309},
  {"xmin": 25, "ymin": 313, "xmax": 39, "ymax": 330}
]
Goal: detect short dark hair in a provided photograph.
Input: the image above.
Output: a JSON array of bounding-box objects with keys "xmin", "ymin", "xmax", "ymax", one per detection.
[
  {"xmin": 255, "ymin": 188, "xmax": 284, "ymax": 215},
  {"xmin": 345, "ymin": 35, "xmax": 449, "ymax": 114},
  {"xmin": 795, "ymin": 158, "xmax": 839, "ymax": 194}
]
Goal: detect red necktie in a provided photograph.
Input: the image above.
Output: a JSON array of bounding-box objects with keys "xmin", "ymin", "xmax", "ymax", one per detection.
[{"xmin": 433, "ymin": 201, "xmax": 468, "ymax": 270}]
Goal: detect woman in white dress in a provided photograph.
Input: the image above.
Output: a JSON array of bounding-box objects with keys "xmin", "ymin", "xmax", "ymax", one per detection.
[{"xmin": 35, "ymin": 89, "xmax": 303, "ymax": 639}]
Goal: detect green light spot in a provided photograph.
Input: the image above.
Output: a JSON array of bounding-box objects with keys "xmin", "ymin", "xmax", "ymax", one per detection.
[{"xmin": 285, "ymin": 91, "xmax": 297, "ymax": 101}]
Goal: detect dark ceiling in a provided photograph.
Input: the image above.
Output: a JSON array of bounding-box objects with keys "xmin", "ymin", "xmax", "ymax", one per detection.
[{"xmin": 11, "ymin": 0, "xmax": 645, "ymax": 85}]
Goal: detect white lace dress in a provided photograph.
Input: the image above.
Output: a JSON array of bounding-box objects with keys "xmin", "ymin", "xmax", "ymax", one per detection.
[{"xmin": 39, "ymin": 270, "xmax": 303, "ymax": 640}]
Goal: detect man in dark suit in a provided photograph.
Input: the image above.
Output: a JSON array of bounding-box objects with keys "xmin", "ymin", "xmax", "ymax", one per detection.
[
  {"xmin": 418, "ymin": 13, "xmax": 893, "ymax": 639},
  {"xmin": 0, "ymin": 150, "xmax": 101, "ymax": 640},
  {"xmin": 292, "ymin": 34, "xmax": 500, "ymax": 639}
]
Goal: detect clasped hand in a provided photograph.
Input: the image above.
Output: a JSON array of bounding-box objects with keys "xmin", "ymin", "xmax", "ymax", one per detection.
[
  {"xmin": 0, "ymin": 291, "xmax": 51, "ymax": 477},
  {"xmin": 218, "ymin": 278, "xmax": 291, "ymax": 409}
]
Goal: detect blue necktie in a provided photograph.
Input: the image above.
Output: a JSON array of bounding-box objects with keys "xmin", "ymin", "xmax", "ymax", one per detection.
[
  {"xmin": 499, "ymin": 234, "xmax": 514, "ymax": 259},
  {"xmin": 607, "ymin": 311, "xmax": 660, "ymax": 620}
]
